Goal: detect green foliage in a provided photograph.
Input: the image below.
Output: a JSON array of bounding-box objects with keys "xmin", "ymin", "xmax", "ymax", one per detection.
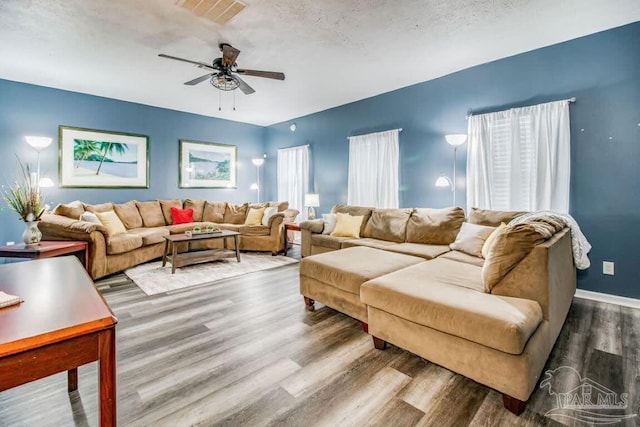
[{"xmin": 1, "ymin": 157, "xmax": 45, "ymax": 221}]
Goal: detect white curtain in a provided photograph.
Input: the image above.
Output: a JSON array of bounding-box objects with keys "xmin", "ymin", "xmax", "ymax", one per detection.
[
  {"xmin": 467, "ymin": 100, "xmax": 571, "ymax": 213},
  {"xmin": 277, "ymin": 145, "xmax": 310, "ymax": 221},
  {"xmin": 347, "ymin": 129, "xmax": 399, "ymax": 208}
]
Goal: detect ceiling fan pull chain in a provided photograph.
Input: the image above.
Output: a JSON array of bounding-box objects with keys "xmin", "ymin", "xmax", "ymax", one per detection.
[
  {"xmin": 233, "ymin": 90, "xmax": 236, "ymax": 111},
  {"xmin": 218, "ymin": 89, "xmax": 222, "ymax": 111}
]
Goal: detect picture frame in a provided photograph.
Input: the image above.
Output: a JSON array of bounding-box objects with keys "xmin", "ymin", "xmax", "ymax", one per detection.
[
  {"xmin": 59, "ymin": 126, "xmax": 149, "ymax": 188},
  {"xmin": 179, "ymin": 140, "xmax": 237, "ymax": 189}
]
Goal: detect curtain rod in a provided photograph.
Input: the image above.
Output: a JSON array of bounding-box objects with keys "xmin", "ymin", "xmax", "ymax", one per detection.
[
  {"xmin": 466, "ymin": 97, "xmax": 576, "ymax": 119},
  {"xmin": 347, "ymin": 128, "xmax": 403, "ymax": 140}
]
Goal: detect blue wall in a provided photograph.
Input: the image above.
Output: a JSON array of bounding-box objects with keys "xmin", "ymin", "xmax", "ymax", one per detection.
[
  {"xmin": 264, "ymin": 22, "xmax": 640, "ymax": 299},
  {"xmin": 0, "ymin": 80, "xmax": 264, "ymax": 247}
]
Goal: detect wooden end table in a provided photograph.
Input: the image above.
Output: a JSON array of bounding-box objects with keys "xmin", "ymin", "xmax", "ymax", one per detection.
[
  {"xmin": 0, "ymin": 241, "xmax": 89, "ymax": 271},
  {"xmin": 162, "ymin": 230, "xmax": 241, "ymax": 274},
  {"xmin": 283, "ymin": 223, "xmax": 301, "ymax": 256},
  {"xmin": 0, "ymin": 256, "xmax": 117, "ymax": 426}
]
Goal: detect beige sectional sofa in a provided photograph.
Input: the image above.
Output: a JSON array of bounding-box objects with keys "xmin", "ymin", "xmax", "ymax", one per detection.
[
  {"xmin": 40, "ymin": 199, "xmax": 298, "ymax": 280},
  {"xmin": 299, "ymin": 205, "xmax": 576, "ymax": 415}
]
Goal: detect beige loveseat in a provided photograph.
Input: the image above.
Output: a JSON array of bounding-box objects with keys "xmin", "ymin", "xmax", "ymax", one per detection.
[
  {"xmin": 299, "ymin": 206, "xmax": 576, "ymax": 415},
  {"xmin": 40, "ymin": 199, "xmax": 298, "ymax": 280}
]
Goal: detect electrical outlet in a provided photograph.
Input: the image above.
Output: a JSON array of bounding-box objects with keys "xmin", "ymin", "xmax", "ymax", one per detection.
[
  {"xmin": 6, "ymin": 241, "xmax": 14, "ymax": 246},
  {"xmin": 603, "ymin": 261, "xmax": 615, "ymax": 276}
]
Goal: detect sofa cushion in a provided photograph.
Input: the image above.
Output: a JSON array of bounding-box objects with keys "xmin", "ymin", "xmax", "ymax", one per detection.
[
  {"xmin": 439, "ymin": 250, "xmax": 485, "ymax": 267},
  {"xmin": 331, "ymin": 204, "xmax": 374, "ymax": 236},
  {"xmin": 52, "ymin": 200, "xmax": 85, "ymax": 219},
  {"xmin": 361, "ymin": 259, "xmax": 543, "ymax": 354},
  {"xmin": 136, "ymin": 201, "xmax": 165, "ymax": 227},
  {"xmin": 114, "ymin": 200, "xmax": 143, "ymax": 229},
  {"xmin": 269, "ymin": 201, "xmax": 289, "ymax": 212},
  {"xmin": 342, "ymin": 238, "xmax": 399, "ymax": 250},
  {"xmin": 363, "ymin": 208, "xmax": 413, "ymax": 243},
  {"xmin": 384, "ymin": 243, "xmax": 451, "ymax": 260},
  {"xmin": 331, "ymin": 212, "xmax": 363, "ymax": 239},
  {"xmin": 406, "ymin": 207, "xmax": 465, "ymax": 245},
  {"xmin": 310, "ymin": 233, "xmax": 352, "ymax": 250},
  {"xmin": 170, "ymin": 207, "xmax": 194, "ymax": 225},
  {"xmin": 127, "ymin": 227, "xmax": 170, "ymax": 246},
  {"xmin": 83, "ymin": 202, "xmax": 114, "ymax": 213},
  {"xmin": 467, "ymin": 208, "xmax": 525, "ymax": 227},
  {"xmin": 238, "ymin": 225, "xmax": 271, "ymax": 236},
  {"xmin": 482, "ymin": 222, "xmax": 507, "ymax": 259},
  {"xmin": 223, "ymin": 203, "xmax": 249, "ymax": 224},
  {"xmin": 95, "ymin": 210, "xmax": 127, "ymax": 236},
  {"xmin": 245, "ymin": 207, "xmax": 265, "ymax": 225},
  {"xmin": 299, "ymin": 246, "xmax": 423, "ymax": 295},
  {"xmin": 184, "ymin": 199, "xmax": 206, "ymax": 222},
  {"xmin": 282, "ymin": 208, "xmax": 299, "ymax": 223},
  {"xmin": 106, "ymin": 233, "xmax": 142, "ymax": 255},
  {"xmin": 483, "ymin": 220, "xmax": 564, "ymax": 292},
  {"xmin": 202, "ymin": 201, "xmax": 226, "ymax": 223},
  {"xmin": 217, "ymin": 223, "xmax": 241, "ymax": 232},
  {"xmin": 450, "ymin": 222, "xmax": 495, "ymax": 258},
  {"xmin": 159, "ymin": 199, "xmax": 183, "ymax": 225}
]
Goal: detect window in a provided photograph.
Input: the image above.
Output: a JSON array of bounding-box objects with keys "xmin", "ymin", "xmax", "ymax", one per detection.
[
  {"xmin": 277, "ymin": 145, "xmax": 310, "ymax": 220},
  {"xmin": 347, "ymin": 129, "xmax": 399, "ymax": 208}
]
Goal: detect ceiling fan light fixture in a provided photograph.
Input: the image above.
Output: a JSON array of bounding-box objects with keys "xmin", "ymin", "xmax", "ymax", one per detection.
[{"xmin": 210, "ymin": 74, "xmax": 239, "ymax": 91}]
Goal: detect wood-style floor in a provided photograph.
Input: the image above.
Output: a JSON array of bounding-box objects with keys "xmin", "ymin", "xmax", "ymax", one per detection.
[{"xmin": 1, "ymin": 246, "xmax": 638, "ymax": 426}]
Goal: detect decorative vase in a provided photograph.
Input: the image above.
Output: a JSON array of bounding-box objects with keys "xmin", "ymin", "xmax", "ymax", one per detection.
[{"xmin": 22, "ymin": 220, "xmax": 42, "ymax": 247}]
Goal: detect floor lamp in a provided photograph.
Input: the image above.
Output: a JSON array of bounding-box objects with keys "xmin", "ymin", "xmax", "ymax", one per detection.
[
  {"xmin": 25, "ymin": 136, "xmax": 54, "ymax": 189},
  {"xmin": 251, "ymin": 158, "xmax": 264, "ymax": 203},
  {"xmin": 444, "ymin": 134, "xmax": 467, "ymax": 206}
]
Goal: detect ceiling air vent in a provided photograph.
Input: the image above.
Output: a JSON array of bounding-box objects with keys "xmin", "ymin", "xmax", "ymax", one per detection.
[{"xmin": 177, "ymin": 0, "xmax": 246, "ymax": 25}]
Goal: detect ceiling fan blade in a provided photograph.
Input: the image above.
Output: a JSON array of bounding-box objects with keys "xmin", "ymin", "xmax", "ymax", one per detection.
[
  {"xmin": 221, "ymin": 44, "xmax": 240, "ymax": 67},
  {"xmin": 158, "ymin": 54, "xmax": 214, "ymax": 70},
  {"xmin": 233, "ymin": 75, "xmax": 255, "ymax": 95},
  {"xmin": 184, "ymin": 73, "xmax": 213, "ymax": 85},
  {"xmin": 236, "ymin": 69, "xmax": 285, "ymax": 80}
]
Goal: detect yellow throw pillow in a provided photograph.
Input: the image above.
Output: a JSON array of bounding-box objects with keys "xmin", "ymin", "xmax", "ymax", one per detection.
[
  {"xmin": 481, "ymin": 222, "xmax": 507, "ymax": 259},
  {"xmin": 96, "ymin": 210, "xmax": 127, "ymax": 236},
  {"xmin": 244, "ymin": 207, "xmax": 265, "ymax": 225},
  {"xmin": 330, "ymin": 212, "xmax": 364, "ymax": 239}
]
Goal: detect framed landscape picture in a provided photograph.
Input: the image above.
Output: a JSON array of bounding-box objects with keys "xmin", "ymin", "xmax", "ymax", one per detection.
[
  {"xmin": 179, "ymin": 140, "xmax": 237, "ymax": 188},
  {"xmin": 59, "ymin": 126, "xmax": 149, "ymax": 188}
]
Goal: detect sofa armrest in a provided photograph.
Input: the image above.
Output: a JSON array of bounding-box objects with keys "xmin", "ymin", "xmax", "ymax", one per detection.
[
  {"xmin": 267, "ymin": 212, "xmax": 285, "ymax": 230},
  {"xmin": 300, "ymin": 219, "xmax": 324, "ymax": 233},
  {"xmin": 39, "ymin": 213, "xmax": 108, "ymax": 238}
]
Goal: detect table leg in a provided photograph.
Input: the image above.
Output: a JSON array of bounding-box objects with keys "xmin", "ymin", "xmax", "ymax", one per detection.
[
  {"xmin": 283, "ymin": 227, "xmax": 289, "ymax": 256},
  {"xmin": 98, "ymin": 327, "xmax": 116, "ymax": 427},
  {"xmin": 67, "ymin": 368, "xmax": 78, "ymax": 392},
  {"xmin": 234, "ymin": 235, "xmax": 240, "ymax": 262},
  {"xmin": 162, "ymin": 239, "xmax": 169, "ymax": 267},
  {"xmin": 171, "ymin": 242, "xmax": 178, "ymax": 274}
]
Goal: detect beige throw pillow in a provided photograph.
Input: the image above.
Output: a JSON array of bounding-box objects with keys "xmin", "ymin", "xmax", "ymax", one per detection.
[
  {"xmin": 330, "ymin": 212, "xmax": 364, "ymax": 239},
  {"xmin": 481, "ymin": 222, "xmax": 507, "ymax": 259},
  {"xmin": 449, "ymin": 222, "xmax": 496, "ymax": 258},
  {"xmin": 245, "ymin": 207, "xmax": 265, "ymax": 225},
  {"xmin": 96, "ymin": 210, "xmax": 127, "ymax": 236}
]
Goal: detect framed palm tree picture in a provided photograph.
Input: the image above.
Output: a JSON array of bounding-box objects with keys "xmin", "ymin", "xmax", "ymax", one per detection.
[{"xmin": 59, "ymin": 126, "xmax": 149, "ymax": 188}]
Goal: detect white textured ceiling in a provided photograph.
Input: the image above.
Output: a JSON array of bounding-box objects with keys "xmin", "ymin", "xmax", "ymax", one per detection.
[{"xmin": 1, "ymin": 0, "xmax": 639, "ymax": 126}]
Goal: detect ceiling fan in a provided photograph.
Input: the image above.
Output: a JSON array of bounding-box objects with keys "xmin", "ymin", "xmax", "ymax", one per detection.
[{"xmin": 158, "ymin": 43, "xmax": 285, "ymax": 95}]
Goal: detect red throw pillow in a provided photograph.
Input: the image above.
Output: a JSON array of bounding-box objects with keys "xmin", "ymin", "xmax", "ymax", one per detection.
[{"xmin": 170, "ymin": 207, "xmax": 194, "ymax": 225}]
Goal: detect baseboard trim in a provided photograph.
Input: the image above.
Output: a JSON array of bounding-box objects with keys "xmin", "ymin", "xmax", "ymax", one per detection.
[{"xmin": 575, "ymin": 289, "xmax": 640, "ymax": 309}]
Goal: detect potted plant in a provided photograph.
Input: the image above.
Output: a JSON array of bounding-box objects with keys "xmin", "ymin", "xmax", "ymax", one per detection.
[{"xmin": 1, "ymin": 158, "xmax": 46, "ymax": 246}]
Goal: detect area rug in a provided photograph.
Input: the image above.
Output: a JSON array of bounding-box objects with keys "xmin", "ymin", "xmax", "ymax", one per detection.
[{"xmin": 125, "ymin": 253, "xmax": 298, "ymax": 296}]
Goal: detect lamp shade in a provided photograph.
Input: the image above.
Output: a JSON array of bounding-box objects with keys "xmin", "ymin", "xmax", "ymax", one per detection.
[
  {"xmin": 25, "ymin": 136, "xmax": 53, "ymax": 150},
  {"xmin": 38, "ymin": 177, "xmax": 55, "ymax": 188},
  {"xmin": 445, "ymin": 134, "xmax": 467, "ymax": 147},
  {"xmin": 435, "ymin": 174, "xmax": 452, "ymax": 188},
  {"xmin": 304, "ymin": 193, "xmax": 320, "ymax": 207},
  {"xmin": 252, "ymin": 158, "xmax": 264, "ymax": 166},
  {"xmin": 250, "ymin": 183, "xmax": 259, "ymax": 190}
]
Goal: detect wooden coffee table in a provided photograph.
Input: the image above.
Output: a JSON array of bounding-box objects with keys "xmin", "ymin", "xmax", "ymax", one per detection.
[
  {"xmin": 0, "ymin": 241, "xmax": 88, "ymax": 270},
  {"xmin": 162, "ymin": 230, "xmax": 241, "ymax": 274},
  {"xmin": 0, "ymin": 256, "xmax": 117, "ymax": 426}
]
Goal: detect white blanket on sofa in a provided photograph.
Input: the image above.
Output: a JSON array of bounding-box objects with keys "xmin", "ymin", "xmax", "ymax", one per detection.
[{"xmin": 509, "ymin": 211, "xmax": 591, "ymax": 269}]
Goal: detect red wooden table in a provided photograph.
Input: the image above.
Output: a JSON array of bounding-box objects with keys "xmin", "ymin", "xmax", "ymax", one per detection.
[
  {"xmin": 0, "ymin": 256, "xmax": 117, "ymax": 426},
  {"xmin": 0, "ymin": 241, "xmax": 89, "ymax": 270}
]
